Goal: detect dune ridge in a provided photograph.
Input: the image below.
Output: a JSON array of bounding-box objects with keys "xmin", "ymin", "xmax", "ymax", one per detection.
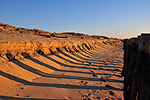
[
  {"xmin": 0, "ymin": 22, "xmax": 121, "ymax": 63},
  {"xmin": 0, "ymin": 22, "xmax": 123, "ymax": 99},
  {"xmin": 0, "ymin": 38, "xmax": 119, "ymax": 93}
]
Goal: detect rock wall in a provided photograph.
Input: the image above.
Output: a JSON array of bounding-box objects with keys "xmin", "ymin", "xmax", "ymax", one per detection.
[{"xmin": 122, "ymin": 34, "xmax": 150, "ymax": 100}]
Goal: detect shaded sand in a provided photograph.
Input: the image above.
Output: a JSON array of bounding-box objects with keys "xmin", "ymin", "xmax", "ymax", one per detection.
[{"xmin": 0, "ymin": 42, "xmax": 124, "ymax": 100}]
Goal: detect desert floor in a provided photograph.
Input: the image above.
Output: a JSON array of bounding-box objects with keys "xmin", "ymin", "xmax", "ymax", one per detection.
[{"xmin": 0, "ymin": 42, "xmax": 124, "ymax": 100}]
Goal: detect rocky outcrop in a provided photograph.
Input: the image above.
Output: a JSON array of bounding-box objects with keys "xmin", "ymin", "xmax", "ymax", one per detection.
[{"xmin": 122, "ymin": 34, "xmax": 150, "ymax": 100}]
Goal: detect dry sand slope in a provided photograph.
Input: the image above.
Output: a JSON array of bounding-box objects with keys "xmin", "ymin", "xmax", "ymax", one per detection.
[{"xmin": 0, "ymin": 42, "xmax": 124, "ymax": 100}]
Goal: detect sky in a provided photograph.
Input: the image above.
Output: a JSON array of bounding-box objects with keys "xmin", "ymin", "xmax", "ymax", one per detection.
[{"xmin": 0, "ymin": 0, "xmax": 150, "ymax": 39}]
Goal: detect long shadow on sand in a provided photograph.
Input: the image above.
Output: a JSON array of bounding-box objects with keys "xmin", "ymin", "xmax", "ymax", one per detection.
[
  {"xmin": 53, "ymin": 52, "xmax": 123, "ymax": 69},
  {"xmin": 44, "ymin": 73, "xmax": 123, "ymax": 83},
  {"xmin": 27, "ymin": 56, "xmax": 97, "ymax": 71},
  {"xmin": 40, "ymin": 54, "xmax": 120, "ymax": 72},
  {"xmin": 0, "ymin": 70, "xmax": 122, "ymax": 91},
  {"xmin": 56, "ymin": 50, "xmax": 104, "ymax": 65},
  {"xmin": 12, "ymin": 60, "xmax": 56, "ymax": 76},
  {"xmin": 62, "ymin": 49, "xmax": 102, "ymax": 62},
  {"xmin": 50, "ymin": 53, "xmax": 85, "ymax": 66},
  {"xmin": 0, "ymin": 44, "xmax": 124, "ymax": 99},
  {"xmin": 0, "ymin": 95, "xmax": 64, "ymax": 100},
  {"xmin": 58, "ymin": 51, "xmax": 123, "ymax": 69},
  {"xmin": 11, "ymin": 56, "xmax": 122, "ymax": 79},
  {"xmin": 62, "ymin": 45, "xmax": 100, "ymax": 61},
  {"xmin": 9, "ymin": 49, "xmax": 123, "ymax": 79},
  {"xmin": 54, "ymin": 50, "xmax": 83, "ymax": 63},
  {"xmin": 21, "ymin": 50, "xmax": 123, "ymax": 76},
  {"xmin": 28, "ymin": 82, "xmax": 122, "ymax": 91},
  {"xmin": 0, "ymin": 70, "xmax": 29, "ymax": 84}
]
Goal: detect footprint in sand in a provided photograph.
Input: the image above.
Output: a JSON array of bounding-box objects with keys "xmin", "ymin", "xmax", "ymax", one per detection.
[
  {"xmin": 111, "ymin": 98, "xmax": 115, "ymax": 100},
  {"xmin": 101, "ymin": 77, "xmax": 106, "ymax": 82},
  {"xmin": 24, "ymin": 95, "xmax": 30, "ymax": 97},
  {"xmin": 92, "ymin": 73, "xmax": 98, "ymax": 77},
  {"xmin": 80, "ymin": 80, "xmax": 84, "ymax": 83},
  {"xmin": 118, "ymin": 60, "xmax": 121, "ymax": 63},
  {"xmin": 82, "ymin": 98, "xmax": 92, "ymax": 100},
  {"xmin": 104, "ymin": 98, "xmax": 110, "ymax": 100},
  {"xmin": 15, "ymin": 94, "xmax": 19, "ymax": 96},
  {"xmin": 88, "ymin": 94, "xmax": 91, "ymax": 96},
  {"xmin": 105, "ymin": 63, "xmax": 108, "ymax": 65},
  {"xmin": 82, "ymin": 94, "xmax": 89, "ymax": 98},
  {"xmin": 81, "ymin": 93, "xmax": 92, "ymax": 100},
  {"xmin": 89, "ymin": 70, "xmax": 94, "ymax": 73},
  {"xmin": 82, "ymin": 98, "xmax": 86, "ymax": 100},
  {"xmin": 105, "ymin": 75, "xmax": 111, "ymax": 79},
  {"xmin": 105, "ymin": 84, "xmax": 115, "ymax": 89},
  {"xmin": 79, "ymin": 80, "xmax": 88, "ymax": 85},
  {"xmin": 20, "ymin": 87, "xmax": 26, "ymax": 89},
  {"xmin": 89, "ymin": 62, "xmax": 92, "ymax": 65},
  {"xmin": 84, "ymin": 82, "xmax": 88, "ymax": 85},
  {"xmin": 100, "ymin": 82, "xmax": 102, "ymax": 84},
  {"xmin": 96, "ymin": 97, "xmax": 101, "ymax": 99},
  {"xmin": 109, "ymin": 91, "xmax": 115, "ymax": 96},
  {"xmin": 87, "ymin": 64, "xmax": 90, "ymax": 66},
  {"xmin": 82, "ymin": 61, "xmax": 86, "ymax": 63},
  {"xmin": 93, "ymin": 90, "xmax": 100, "ymax": 93},
  {"xmin": 93, "ymin": 96, "xmax": 101, "ymax": 99}
]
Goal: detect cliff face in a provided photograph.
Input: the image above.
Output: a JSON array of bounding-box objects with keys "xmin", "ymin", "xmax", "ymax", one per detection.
[{"xmin": 122, "ymin": 34, "xmax": 150, "ymax": 100}]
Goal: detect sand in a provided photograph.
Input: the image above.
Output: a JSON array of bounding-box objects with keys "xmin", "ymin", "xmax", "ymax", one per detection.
[
  {"xmin": 0, "ymin": 23, "xmax": 124, "ymax": 100},
  {"xmin": 0, "ymin": 41, "xmax": 124, "ymax": 100}
]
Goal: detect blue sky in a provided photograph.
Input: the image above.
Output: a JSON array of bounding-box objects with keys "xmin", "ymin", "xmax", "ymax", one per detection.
[{"xmin": 0, "ymin": 0, "xmax": 150, "ymax": 38}]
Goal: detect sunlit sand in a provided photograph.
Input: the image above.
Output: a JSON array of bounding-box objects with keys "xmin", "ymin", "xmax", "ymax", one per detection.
[{"xmin": 0, "ymin": 23, "xmax": 124, "ymax": 100}]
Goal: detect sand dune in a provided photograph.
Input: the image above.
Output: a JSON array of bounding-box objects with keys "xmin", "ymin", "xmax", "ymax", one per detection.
[
  {"xmin": 0, "ymin": 23, "xmax": 123, "ymax": 100},
  {"xmin": 0, "ymin": 41, "xmax": 123, "ymax": 100}
]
